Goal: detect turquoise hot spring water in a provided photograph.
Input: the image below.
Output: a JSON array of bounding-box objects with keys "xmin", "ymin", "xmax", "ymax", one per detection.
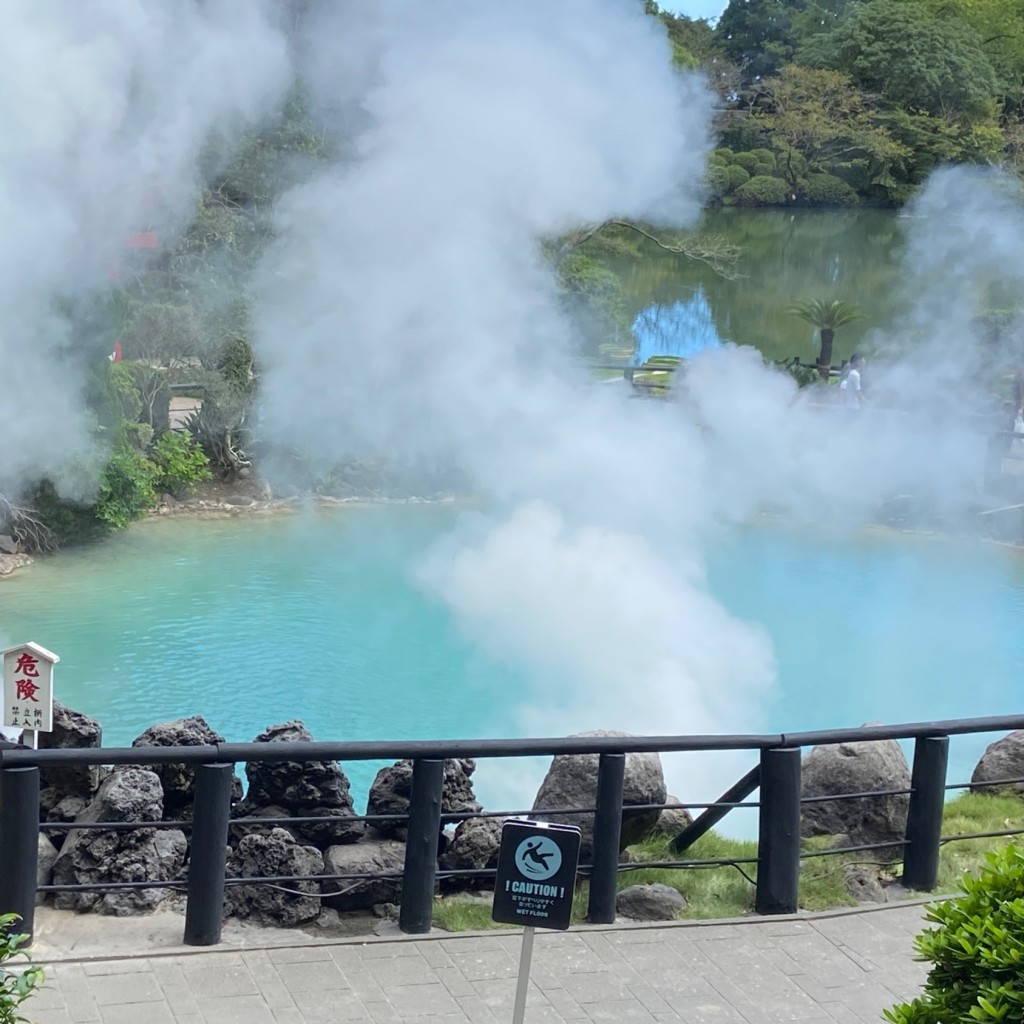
[{"xmin": 0, "ymin": 505, "xmax": 1019, "ymax": 829}]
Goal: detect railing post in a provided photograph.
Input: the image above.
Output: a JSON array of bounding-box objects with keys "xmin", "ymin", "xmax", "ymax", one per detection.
[
  {"xmin": 755, "ymin": 747, "xmax": 801, "ymax": 915},
  {"xmin": 0, "ymin": 766, "xmax": 40, "ymax": 942},
  {"xmin": 183, "ymin": 763, "xmax": 234, "ymax": 946},
  {"xmin": 902, "ymin": 735, "xmax": 949, "ymax": 892},
  {"xmin": 587, "ymin": 752, "xmax": 625, "ymax": 924},
  {"xmin": 399, "ymin": 758, "xmax": 444, "ymax": 934}
]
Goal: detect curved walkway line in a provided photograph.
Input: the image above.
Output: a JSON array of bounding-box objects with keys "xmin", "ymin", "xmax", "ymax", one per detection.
[{"xmin": 26, "ymin": 902, "xmax": 929, "ymax": 1024}]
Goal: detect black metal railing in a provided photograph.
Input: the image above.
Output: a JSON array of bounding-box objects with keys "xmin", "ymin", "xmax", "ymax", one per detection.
[{"xmin": 2, "ymin": 714, "xmax": 1023, "ymax": 947}]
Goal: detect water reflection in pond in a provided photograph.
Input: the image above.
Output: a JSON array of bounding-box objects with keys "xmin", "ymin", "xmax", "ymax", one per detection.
[{"xmin": 611, "ymin": 209, "xmax": 907, "ymax": 365}]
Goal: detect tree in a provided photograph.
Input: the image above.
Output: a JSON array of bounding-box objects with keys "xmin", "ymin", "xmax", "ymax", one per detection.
[
  {"xmin": 750, "ymin": 65, "xmax": 909, "ymax": 195},
  {"xmin": 716, "ymin": 0, "xmax": 801, "ymax": 82},
  {"xmin": 800, "ymin": 0, "xmax": 1001, "ymax": 120},
  {"xmin": 789, "ymin": 298, "xmax": 863, "ymax": 378}
]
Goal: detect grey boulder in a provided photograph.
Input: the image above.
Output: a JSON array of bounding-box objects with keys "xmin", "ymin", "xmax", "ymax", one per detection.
[
  {"xmin": 532, "ymin": 731, "xmax": 667, "ymax": 859},
  {"xmin": 242, "ymin": 721, "xmax": 363, "ymax": 848},
  {"xmin": 52, "ymin": 768, "xmax": 186, "ymax": 915},
  {"xmin": 971, "ymin": 731, "xmax": 1024, "ymax": 797},
  {"xmin": 438, "ymin": 817, "xmax": 502, "ymax": 893},
  {"xmin": 132, "ymin": 716, "xmax": 240, "ymax": 814},
  {"xmin": 227, "ymin": 828, "xmax": 324, "ymax": 927},
  {"xmin": 321, "ymin": 838, "xmax": 406, "ymax": 911},
  {"xmin": 38, "ymin": 702, "xmax": 103, "ymax": 807},
  {"xmin": 801, "ymin": 730, "xmax": 910, "ymax": 861},
  {"xmin": 616, "ymin": 883, "xmax": 686, "ymax": 921},
  {"xmin": 366, "ymin": 758, "xmax": 481, "ymax": 840}
]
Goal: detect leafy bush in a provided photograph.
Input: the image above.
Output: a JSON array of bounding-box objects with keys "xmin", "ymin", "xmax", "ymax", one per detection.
[
  {"xmin": 734, "ymin": 175, "xmax": 790, "ymax": 206},
  {"xmin": 711, "ymin": 147, "xmax": 734, "ymax": 165},
  {"xmin": 93, "ymin": 447, "xmax": 158, "ymax": 530},
  {"xmin": 750, "ymin": 148, "xmax": 776, "ymax": 171},
  {"xmin": 754, "ymin": 161, "xmax": 777, "ymax": 178},
  {"xmin": 800, "ymin": 173, "xmax": 859, "ymax": 207},
  {"xmin": 150, "ymin": 430, "xmax": 212, "ymax": 496},
  {"xmin": 731, "ymin": 151, "xmax": 760, "ymax": 173},
  {"xmin": 724, "ymin": 164, "xmax": 751, "ymax": 191},
  {"xmin": 1, "ymin": 914, "xmax": 44, "ymax": 1024},
  {"xmin": 884, "ymin": 844, "xmax": 1024, "ymax": 1024}
]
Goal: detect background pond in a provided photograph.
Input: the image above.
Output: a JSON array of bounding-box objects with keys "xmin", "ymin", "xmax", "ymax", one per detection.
[{"xmin": 0, "ymin": 506, "xmax": 1019, "ymax": 821}]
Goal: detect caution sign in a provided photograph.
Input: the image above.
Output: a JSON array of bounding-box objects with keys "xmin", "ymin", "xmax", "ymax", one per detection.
[{"xmin": 492, "ymin": 820, "xmax": 581, "ymax": 931}]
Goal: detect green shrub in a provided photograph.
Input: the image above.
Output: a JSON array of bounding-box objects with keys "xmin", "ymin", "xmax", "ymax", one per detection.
[
  {"xmin": 711, "ymin": 147, "xmax": 734, "ymax": 165},
  {"xmin": 150, "ymin": 430, "xmax": 213, "ymax": 496},
  {"xmin": 724, "ymin": 164, "xmax": 751, "ymax": 191},
  {"xmin": 754, "ymin": 161, "xmax": 776, "ymax": 178},
  {"xmin": 750, "ymin": 148, "xmax": 776, "ymax": 171},
  {"xmin": 704, "ymin": 164, "xmax": 730, "ymax": 198},
  {"xmin": 732, "ymin": 151, "xmax": 760, "ymax": 173},
  {"xmin": 885, "ymin": 844, "xmax": 1024, "ymax": 1024},
  {"xmin": 93, "ymin": 447, "xmax": 158, "ymax": 530},
  {"xmin": 734, "ymin": 175, "xmax": 789, "ymax": 206},
  {"xmin": 1, "ymin": 914, "xmax": 44, "ymax": 1024},
  {"xmin": 800, "ymin": 173, "xmax": 859, "ymax": 207}
]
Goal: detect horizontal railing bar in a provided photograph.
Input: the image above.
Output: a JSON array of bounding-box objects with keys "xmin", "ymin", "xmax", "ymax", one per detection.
[
  {"xmin": 6, "ymin": 714, "xmax": 1024, "ymax": 768},
  {"xmin": 799, "ymin": 788, "xmax": 914, "ymax": 804},
  {"xmin": 798, "ymin": 839, "xmax": 908, "ymax": 859},
  {"xmin": 945, "ymin": 776, "xmax": 1024, "ymax": 791},
  {"xmin": 940, "ymin": 826, "xmax": 1024, "ymax": 844},
  {"xmin": 0, "ymin": 734, "xmax": 780, "ymax": 767},
  {"xmin": 780, "ymin": 715, "xmax": 1024, "ymax": 746},
  {"xmin": 41, "ymin": 819, "xmax": 193, "ymax": 832},
  {"xmin": 37, "ymin": 880, "xmax": 187, "ymax": 893}
]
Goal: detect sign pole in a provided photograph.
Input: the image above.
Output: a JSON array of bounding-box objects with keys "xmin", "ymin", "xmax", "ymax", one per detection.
[
  {"xmin": 512, "ymin": 926, "xmax": 535, "ymax": 1024},
  {"xmin": 491, "ymin": 819, "xmax": 582, "ymax": 1024}
]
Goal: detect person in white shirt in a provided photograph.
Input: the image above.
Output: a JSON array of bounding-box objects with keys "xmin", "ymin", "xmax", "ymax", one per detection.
[{"xmin": 839, "ymin": 353, "xmax": 865, "ymax": 408}]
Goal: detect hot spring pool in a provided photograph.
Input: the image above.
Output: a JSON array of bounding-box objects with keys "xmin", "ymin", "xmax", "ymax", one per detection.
[{"xmin": 0, "ymin": 505, "xmax": 1019, "ymax": 816}]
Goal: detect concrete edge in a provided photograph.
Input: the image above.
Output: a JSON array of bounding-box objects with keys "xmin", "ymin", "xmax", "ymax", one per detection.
[{"xmin": 32, "ymin": 894, "xmax": 945, "ymax": 966}]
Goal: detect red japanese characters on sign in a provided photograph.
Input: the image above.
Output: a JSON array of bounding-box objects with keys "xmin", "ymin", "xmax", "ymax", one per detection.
[{"xmin": 3, "ymin": 642, "xmax": 58, "ymax": 734}]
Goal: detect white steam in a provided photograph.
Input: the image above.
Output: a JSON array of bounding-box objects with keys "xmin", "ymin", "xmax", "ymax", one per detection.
[
  {"xmin": 0, "ymin": 0, "xmax": 291, "ymax": 490},
  {"xmin": 254, "ymin": 4, "xmax": 1021, "ymax": 805},
  {"xmin": 255, "ymin": 0, "xmax": 774, "ymax": 802}
]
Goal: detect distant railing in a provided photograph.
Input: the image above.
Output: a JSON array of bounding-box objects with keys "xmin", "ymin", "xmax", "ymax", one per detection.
[{"xmin": 2, "ymin": 715, "xmax": 1023, "ymax": 947}]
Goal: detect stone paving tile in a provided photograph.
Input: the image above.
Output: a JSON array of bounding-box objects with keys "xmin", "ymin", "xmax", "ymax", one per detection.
[{"xmin": 25, "ymin": 905, "xmax": 931, "ymax": 1024}]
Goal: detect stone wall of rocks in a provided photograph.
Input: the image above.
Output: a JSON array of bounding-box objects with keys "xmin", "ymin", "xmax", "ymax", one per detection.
[{"xmin": 21, "ymin": 708, "xmax": 1024, "ymax": 927}]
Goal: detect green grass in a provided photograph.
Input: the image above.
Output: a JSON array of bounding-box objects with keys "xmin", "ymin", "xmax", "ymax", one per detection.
[{"xmin": 431, "ymin": 792, "xmax": 1024, "ymax": 931}]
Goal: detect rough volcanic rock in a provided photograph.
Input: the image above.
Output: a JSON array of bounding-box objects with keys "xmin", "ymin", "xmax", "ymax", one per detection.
[
  {"xmin": 51, "ymin": 768, "xmax": 187, "ymax": 914},
  {"xmin": 37, "ymin": 834, "xmax": 58, "ymax": 904},
  {"xmin": 438, "ymin": 818, "xmax": 502, "ymax": 894},
  {"xmin": 532, "ymin": 731, "xmax": 667, "ymax": 859},
  {"xmin": 801, "ymin": 731, "xmax": 910, "ymax": 861},
  {"xmin": 366, "ymin": 759, "xmax": 481, "ymax": 841},
  {"xmin": 971, "ymin": 731, "xmax": 1024, "ymax": 797},
  {"xmin": 321, "ymin": 839, "xmax": 406, "ymax": 911},
  {"xmin": 132, "ymin": 716, "xmax": 240, "ymax": 814},
  {"xmin": 226, "ymin": 828, "xmax": 323, "ymax": 927},
  {"xmin": 649, "ymin": 796, "xmax": 694, "ymax": 839},
  {"xmin": 38, "ymin": 702, "xmax": 102, "ymax": 808},
  {"xmin": 616, "ymin": 883, "xmax": 686, "ymax": 921},
  {"xmin": 843, "ymin": 865, "xmax": 887, "ymax": 904},
  {"xmin": 240, "ymin": 722, "xmax": 363, "ymax": 848}
]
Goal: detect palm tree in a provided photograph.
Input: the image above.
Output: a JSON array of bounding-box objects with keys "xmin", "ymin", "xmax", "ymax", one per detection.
[{"xmin": 789, "ymin": 299, "xmax": 863, "ymax": 381}]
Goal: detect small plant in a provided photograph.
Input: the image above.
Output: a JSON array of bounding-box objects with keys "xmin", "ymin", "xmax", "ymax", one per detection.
[
  {"xmin": 150, "ymin": 430, "xmax": 213, "ymax": 496},
  {"xmin": 0, "ymin": 914, "xmax": 44, "ymax": 1024},
  {"xmin": 884, "ymin": 844, "xmax": 1024, "ymax": 1024}
]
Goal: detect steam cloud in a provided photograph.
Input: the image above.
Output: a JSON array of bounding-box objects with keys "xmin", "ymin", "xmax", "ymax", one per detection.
[
  {"xmin": 0, "ymin": 0, "xmax": 291, "ymax": 491},
  {"xmin": 254, "ymin": 3, "xmax": 1014, "ymax": 802},
  {"xmin": 4, "ymin": 1, "xmax": 1019, "ymax": 799}
]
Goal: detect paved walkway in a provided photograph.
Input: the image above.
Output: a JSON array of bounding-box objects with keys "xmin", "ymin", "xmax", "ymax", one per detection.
[{"xmin": 24, "ymin": 904, "xmax": 929, "ymax": 1024}]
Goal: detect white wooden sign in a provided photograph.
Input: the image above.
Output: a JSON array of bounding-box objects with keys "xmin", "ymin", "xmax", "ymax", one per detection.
[{"xmin": 3, "ymin": 642, "xmax": 59, "ymax": 734}]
